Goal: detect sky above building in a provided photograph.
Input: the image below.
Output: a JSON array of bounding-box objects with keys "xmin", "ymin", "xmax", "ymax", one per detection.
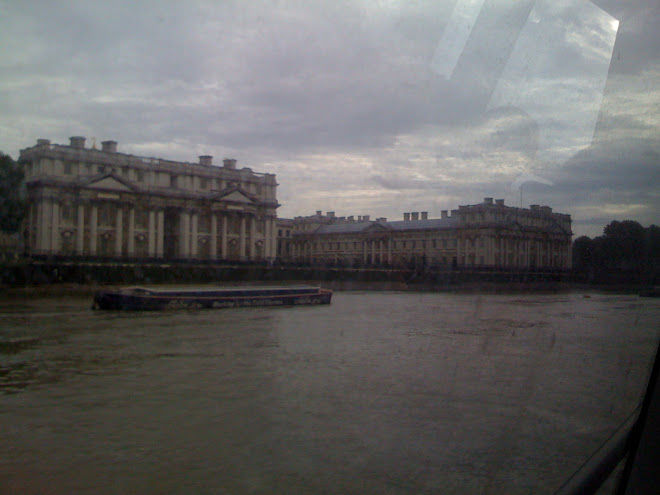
[{"xmin": 1, "ymin": 0, "xmax": 657, "ymax": 238}]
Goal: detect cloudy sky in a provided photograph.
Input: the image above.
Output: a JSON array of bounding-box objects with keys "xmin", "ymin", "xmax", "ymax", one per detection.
[{"xmin": 1, "ymin": 0, "xmax": 657, "ymax": 237}]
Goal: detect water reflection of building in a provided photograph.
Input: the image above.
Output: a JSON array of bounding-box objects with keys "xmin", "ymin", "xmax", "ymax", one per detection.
[
  {"xmin": 20, "ymin": 137, "xmax": 279, "ymax": 261},
  {"xmin": 277, "ymin": 198, "xmax": 572, "ymax": 270}
]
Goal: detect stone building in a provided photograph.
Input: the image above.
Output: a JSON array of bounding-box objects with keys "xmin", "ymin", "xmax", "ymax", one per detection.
[
  {"xmin": 283, "ymin": 198, "xmax": 572, "ymax": 270},
  {"xmin": 20, "ymin": 137, "xmax": 279, "ymax": 261}
]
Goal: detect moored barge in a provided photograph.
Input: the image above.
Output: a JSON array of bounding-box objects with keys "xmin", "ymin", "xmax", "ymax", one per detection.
[{"xmin": 93, "ymin": 285, "xmax": 333, "ymax": 310}]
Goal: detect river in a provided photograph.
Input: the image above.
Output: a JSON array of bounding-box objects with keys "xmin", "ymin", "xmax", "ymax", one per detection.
[{"xmin": 1, "ymin": 289, "xmax": 659, "ymax": 494}]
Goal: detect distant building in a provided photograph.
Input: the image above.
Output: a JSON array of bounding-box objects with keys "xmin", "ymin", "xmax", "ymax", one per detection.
[
  {"xmin": 20, "ymin": 137, "xmax": 279, "ymax": 261},
  {"xmin": 279, "ymin": 198, "xmax": 572, "ymax": 270}
]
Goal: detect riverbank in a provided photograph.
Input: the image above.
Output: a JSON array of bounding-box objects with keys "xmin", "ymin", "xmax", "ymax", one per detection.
[{"xmin": 0, "ymin": 259, "xmax": 648, "ymax": 296}]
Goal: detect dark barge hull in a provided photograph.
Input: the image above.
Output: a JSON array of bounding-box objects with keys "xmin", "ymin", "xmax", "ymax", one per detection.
[{"xmin": 93, "ymin": 286, "xmax": 333, "ymax": 310}]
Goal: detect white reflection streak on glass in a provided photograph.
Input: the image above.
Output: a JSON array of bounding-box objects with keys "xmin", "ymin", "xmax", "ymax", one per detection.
[
  {"xmin": 431, "ymin": 0, "xmax": 487, "ymax": 78},
  {"xmin": 487, "ymin": 0, "xmax": 619, "ymax": 165}
]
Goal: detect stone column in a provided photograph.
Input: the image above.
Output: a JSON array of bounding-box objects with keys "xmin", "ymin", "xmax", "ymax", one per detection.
[
  {"xmin": 387, "ymin": 238, "xmax": 392, "ymax": 265},
  {"xmin": 270, "ymin": 217, "xmax": 276, "ymax": 260},
  {"xmin": 148, "ymin": 210, "xmax": 156, "ymax": 257},
  {"xmin": 76, "ymin": 204, "xmax": 85, "ymax": 255},
  {"xmin": 456, "ymin": 237, "xmax": 461, "ymax": 266},
  {"xmin": 264, "ymin": 216, "xmax": 271, "ymax": 260},
  {"xmin": 39, "ymin": 199, "xmax": 51, "ymax": 254},
  {"xmin": 33, "ymin": 202, "xmax": 41, "ymax": 253},
  {"xmin": 50, "ymin": 201, "xmax": 59, "ymax": 254},
  {"xmin": 221, "ymin": 214, "xmax": 227, "ymax": 259},
  {"xmin": 249, "ymin": 215, "xmax": 256, "ymax": 260},
  {"xmin": 114, "ymin": 207, "xmax": 123, "ymax": 256},
  {"xmin": 90, "ymin": 204, "xmax": 98, "ymax": 255},
  {"xmin": 363, "ymin": 240, "xmax": 367, "ymax": 264},
  {"xmin": 371, "ymin": 240, "xmax": 376, "ymax": 264},
  {"xmin": 210, "ymin": 213, "xmax": 218, "ymax": 259},
  {"xmin": 179, "ymin": 211, "xmax": 190, "ymax": 258},
  {"xmin": 156, "ymin": 210, "xmax": 164, "ymax": 258},
  {"xmin": 190, "ymin": 212, "xmax": 198, "ymax": 258},
  {"xmin": 239, "ymin": 215, "xmax": 246, "ymax": 259},
  {"xmin": 127, "ymin": 208, "xmax": 135, "ymax": 257}
]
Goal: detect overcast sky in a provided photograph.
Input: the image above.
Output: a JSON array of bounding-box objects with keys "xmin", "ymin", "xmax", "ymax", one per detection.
[{"xmin": 1, "ymin": 0, "xmax": 657, "ymax": 237}]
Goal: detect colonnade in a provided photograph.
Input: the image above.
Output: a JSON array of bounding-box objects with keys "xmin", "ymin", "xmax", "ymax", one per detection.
[
  {"xmin": 30, "ymin": 198, "xmax": 277, "ymax": 260},
  {"xmin": 290, "ymin": 237, "xmax": 394, "ymax": 265},
  {"xmin": 456, "ymin": 234, "xmax": 571, "ymax": 269},
  {"xmin": 289, "ymin": 232, "xmax": 571, "ymax": 269}
]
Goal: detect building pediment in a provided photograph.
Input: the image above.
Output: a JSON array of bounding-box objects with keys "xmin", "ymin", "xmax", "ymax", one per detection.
[
  {"xmin": 80, "ymin": 173, "xmax": 136, "ymax": 192},
  {"xmin": 364, "ymin": 222, "xmax": 391, "ymax": 232},
  {"xmin": 212, "ymin": 186, "xmax": 256, "ymax": 204}
]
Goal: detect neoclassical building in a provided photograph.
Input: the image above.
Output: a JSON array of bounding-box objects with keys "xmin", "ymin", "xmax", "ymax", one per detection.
[
  {"xmin": 280, "ymin": 198, "xmax": 572, "ymax": 270},
  {"xmin": 20, "ymin": 137, "xmax": 279, "ymax": 261}
]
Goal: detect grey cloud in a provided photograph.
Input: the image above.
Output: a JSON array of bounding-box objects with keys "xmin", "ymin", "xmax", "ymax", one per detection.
[{"xmin": 0, "ymin": 0, "xmax": 657, "ymax": 239}]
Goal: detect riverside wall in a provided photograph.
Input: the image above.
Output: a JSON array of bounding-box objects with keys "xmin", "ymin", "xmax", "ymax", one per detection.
[{"xmin": 0, "ymin": 259, "xmax": 573, "ymax": 293}]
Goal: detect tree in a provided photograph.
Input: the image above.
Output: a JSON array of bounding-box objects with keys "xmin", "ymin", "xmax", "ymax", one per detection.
[
  {"xmin": 572, "ymin": 235, "xmax": 595, "ymax": 272},
  {"xmin": 601, "ymin": 220, "xmax": 646, "ymax": 271},
  {"xmin": 0, "ymin": 152, "xmax": 26, "ymax": 233}
]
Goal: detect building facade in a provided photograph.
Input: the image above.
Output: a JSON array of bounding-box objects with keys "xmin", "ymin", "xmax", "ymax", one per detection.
[
  {"xmin": 20, "ymin": 137, "xmax": 279, "ymax": 261},
  {"xmin": 281, "ymin": 198, "xmax": 572, "ymax": 270}
]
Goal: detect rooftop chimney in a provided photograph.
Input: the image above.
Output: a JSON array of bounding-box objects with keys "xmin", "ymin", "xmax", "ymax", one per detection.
[
  {"xmin": 411, "ymin": 212, "xmax": 419, "ymax": 221},
  {"xmin": 357, "ymin": 215, "xmax": 362, "ymax": 222},
  {"xmin": 531, "ymin": 204, "xmax": 540, "ymax": 211},
  {"xmin": 451, "ymin": 209, "xmax": 458, "ymax": 217},
  {"xmin": 441, "ymin": 210, "xmax": 448, "ymax": 219},
  {"xmin": 347, "ymin": 215, "xmax": 354, "ymax": 222},
  {"xmin": 363, "ymin": 215, "xmax": 370, "ymax": 222},
  {"xmin": 70, "ymin": 136, "xmax": 86, "ymax": 149},
  {"xmin": 327, "ymin": 211, "xmax": 335, "ymax": 218},
  {"xmin": 495, "ymin": 199, "xmax": 504, "ymax": 206},
  {"xmin": 484, "ymin": 197, "xmax": 493, "ymax": 204},
  {"xmin": 404, "ymin": 212, "xmax": 411, "ymax": 221},
  {"xmin": 37, "ymin": 138, "xmax": 51, "ymax": 146},
  {"xmin": 223, "ymin": 158, "xmax": 237, "ymax": 169},
  {"xmin": 199, "ymin": 155, "xmax": 213, "ymax": 166},
  {"xmin": 102, "ymin": 140, "xmax": 118, "ymax": 153},
  {"xmin": 316, "ymin": 210, "xmax": 322, "ymax": 216},
  {"xmin": 421, "ymin": 211, "xmax": 428, "ymax": 220}
]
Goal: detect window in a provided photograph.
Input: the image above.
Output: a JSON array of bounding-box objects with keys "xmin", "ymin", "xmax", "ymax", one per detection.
[
  {"xmin": 97, "ymin": 165, "xmax": 106, "ymax": 174},
  {"xmin": 60, "ymin": 204, "xmax": 74, "ymax": 224},
  {"xmin": 136, "ymin": 170, "xmax": 145, "ymax": 182},
  {"xmin": 135, "ymin": 209, "xmax": 149, "ymax": 229},
  {"xmin": 63, "ymin": 162, "xmax": 73, "ymax": 175},
  {"xmin": 170, "ymin": 175, "xmax": 178, "ymax": 188},
  {"xmin": 200, "ymin": 177, "xmax": 210, "ymax": 190},
  {"xmin": 98, "ymin": 203, "xmax": 114, "ymax": 226}
]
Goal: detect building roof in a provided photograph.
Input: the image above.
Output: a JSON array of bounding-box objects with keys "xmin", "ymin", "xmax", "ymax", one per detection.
[
  {"xmin": 307, "ymin": 217, "xmax": 458, "ymax": 235},
  {"xmin": 388, "ymin": 218, "xmax": 457, "ymax": 230},
  {"xmin": 314, "ymin": 222, "xmax": 377, "ymax": 234}
]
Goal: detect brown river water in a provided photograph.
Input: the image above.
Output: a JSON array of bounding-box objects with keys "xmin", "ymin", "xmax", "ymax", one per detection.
[{"xmin": 1, "ymin": 289, "xmax": 659, "ymax": 494}]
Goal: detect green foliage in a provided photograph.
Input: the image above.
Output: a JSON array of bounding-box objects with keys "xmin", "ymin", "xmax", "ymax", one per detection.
[
  {"xmin": 572, "ymin": 220, "xmax": 660, "ymax": 284},
  {"xmin": 0, "ymin": 152, "xmax": 26, "ymax": 233}
]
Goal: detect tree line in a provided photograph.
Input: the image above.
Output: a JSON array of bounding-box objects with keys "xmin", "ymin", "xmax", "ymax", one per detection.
[
  {"xmin": 573, "ymin": 220, "xmax": 660, "ymax": 285},
  {"xmin": 0, "ymin": 152, "xmax": 25, "ymax": 234}
]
